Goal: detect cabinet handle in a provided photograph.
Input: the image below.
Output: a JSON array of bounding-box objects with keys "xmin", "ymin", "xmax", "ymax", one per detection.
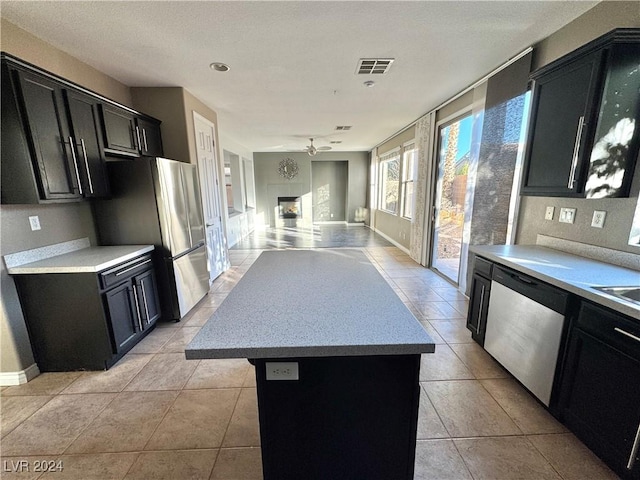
[
  {"xmin": 79, "ymin": 139, "xmax": 94, "ymax": 194},
  {"xmin": 135, "ymin": 126, "xmax": 142, "ymax": 151},
  {"xmin": 132, "ymin": 286, "xmax": 143, "ymax": 331},
  {"xmin": 614, "ymin": 327, "xmax": 640, "ymax": 344},
  {"xmin": 114, "ymin": 258, "xmax": 152, "ymax": 277},
  {"xmin": 142, "ymin": 128, "xmax": 148, "ymax": 152},
  {"xmin": 568, "ymin": 115, "xmax": 585, "ymax": 189},
  {"xmin": 69, "ymin": 137, "xmax": 83, "ymax": 195},
  {"xmin": 628, "ymin": 422, "xmax": 640, "ymax": 470},
  {"xmin": 477, "ymin": 284, "xmax": 485, "ymax": 335},
  {"xmin": 140, "ymin": 279, "xmax": 151, "ymax": 324}
]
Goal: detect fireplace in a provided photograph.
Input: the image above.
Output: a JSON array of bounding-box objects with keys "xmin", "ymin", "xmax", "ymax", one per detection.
[{"xmin": 278, "ymin": 196, "xmax": 302, "ymax": 219}]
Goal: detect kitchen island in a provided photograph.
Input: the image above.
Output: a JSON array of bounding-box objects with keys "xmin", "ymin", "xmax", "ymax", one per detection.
[{"xmin": 186, "ymin": 249, "xmax": 434, "ymax": 480}]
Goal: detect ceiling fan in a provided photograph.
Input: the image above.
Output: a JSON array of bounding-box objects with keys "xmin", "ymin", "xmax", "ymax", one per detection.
[{"xmin": 304, "ymin": 138, "xmax": 331, "ymax": 156}]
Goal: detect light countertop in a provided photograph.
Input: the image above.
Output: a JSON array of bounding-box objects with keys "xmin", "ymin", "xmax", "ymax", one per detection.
[
  {"xmin": 186, "ymin": 249, "xmax": 435, "ymax": 360},
  {"xmin": 7, "ymin": 244, "xmax": 154, "ymax": 274},
  {"xmin": 471, "ymin": 245, "xmax": 640, "ymax": 320}
]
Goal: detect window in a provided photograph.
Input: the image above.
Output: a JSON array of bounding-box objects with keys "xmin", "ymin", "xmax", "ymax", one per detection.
[
  {"xmin": 379, "ymin": 151, "xmax": 400, "ymax": 213},
  {"xmin": 401, "ymin": 144, "xmax": 416, "ymax": 219}
]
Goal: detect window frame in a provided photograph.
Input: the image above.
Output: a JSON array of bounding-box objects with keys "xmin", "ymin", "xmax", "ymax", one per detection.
[
  {"xmin": 378, "ymin": 149, "xmax": 401, "ymax": 215},
  {"xmin": 400, "ymin": 142, "xmax": 416, "ymax": 219}
]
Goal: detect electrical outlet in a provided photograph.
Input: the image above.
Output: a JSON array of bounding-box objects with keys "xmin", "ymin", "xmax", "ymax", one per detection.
[
  {"xmin": 559, "ymin": 207, "xmax": 576, "ymax": 224},
  {"xmin": 266, "ymin": 362, "xmax": 299, "ymax": 381},
  {"xmin": 28, "ymin": 216, "xmax": 41, "ymax": 231},
  {"xmin": 545, "ymin": 206, "xmax": 555, "ymax": 221},
  {"xmin": 591, "ymin": 210, "xmax": 606, "ymax": 228}
]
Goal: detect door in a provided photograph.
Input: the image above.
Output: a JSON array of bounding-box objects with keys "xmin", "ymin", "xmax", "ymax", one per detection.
[
  {"xmin": 14, "ymin": 68, "xmax": 81, "ymax": 200},
  {"xmin": 136, "ymin": 117, "xmax": 164, "ymax": 157},
  {"xmin": 100, "ymin": 104, "xmax": 139, "ymax": 156},
  {"xmin": 522, "ymin": 50, "xmax": 603, "ymax": 195},
  {"xmin": 134, "ymin": 269, "xmax": 161, "ymax": 327},
  {"xmin": 193, "ymin": 112, "xmax": 228, "ymax": 282},
  {"xmin": 430, "ymin": 113, "xmax": 473, "ymax": 283},
  {"xmin": 64, "ymin": 89, "xmax": 110, "ymax": 197},
  {"xmin": 104, "ymin": 281, "xmax": 139, "ymax": 352},
  {"xmin": 155, "ymin": 158, "xmax": 192, "ymax": 256}
]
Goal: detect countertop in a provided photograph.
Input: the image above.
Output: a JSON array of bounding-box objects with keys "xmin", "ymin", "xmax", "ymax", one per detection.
[
  {"xmin": 6, "ymin": 244, "xmax": 155, "ymax": 274},
  {"xmin": 471, "ymin": 245, "xmax": 640, "ymax": 320},
  {"xmin": 186, "ymin": 249, "xmax": 435, "ymax": 359}
]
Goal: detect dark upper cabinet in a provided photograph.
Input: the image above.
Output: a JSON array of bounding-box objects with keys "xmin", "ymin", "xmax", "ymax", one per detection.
[
  {"xmin": 522, "ymin": 29, "xmax": 640, "ymax": 198},
  {"xmin": 1, "ymin": 58, "xmax": 112, "ymax": 203},
  {"xmin": 2, "ymin": 63, "xmax": 81, "ymax": 203},
  {"xmin": 100, "ymin": 104, "xmax": 140, "ymax": 157},
  {"xmin": 64, "ymin": 90, "xmax": 110, "ymax": 197},
  {"xmin": 100, "ymin": 105, "xmax": 164, "ymax": 158},
  {"xmin": 136, "ymin": 116, "xmax": 164, "ymax": 157},
  {"xmin": 558, "ymin": 302, "xmax": 640, "ymax": 479}
]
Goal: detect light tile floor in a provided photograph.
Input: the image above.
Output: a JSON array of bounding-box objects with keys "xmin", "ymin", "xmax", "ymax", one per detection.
[{"xmin": 1, "ymin": 246, "xmax": 619, "ymax": 479}]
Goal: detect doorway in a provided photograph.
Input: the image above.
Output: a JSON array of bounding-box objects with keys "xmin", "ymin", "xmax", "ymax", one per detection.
[
  {"xmin": 311, "ymin": 161, "xmax": 348, "ymax": 223},
  {"xmin": 431, "ymin": 113, "xmax": 473, "ymax": 283}
]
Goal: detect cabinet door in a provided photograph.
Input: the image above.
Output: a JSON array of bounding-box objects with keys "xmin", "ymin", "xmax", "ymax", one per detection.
[
  {"xmin": 14, "ymin": 68, "xmax": 81, "ymax": 200},
  {"xmin": 104, "ymin": 281, "xmax": 140, "ymax": 352},
  {"xmin": 522, "ymin": 50, "xmax": 604, "ymax": 196},
  {"xmin": 134, "ymin": 269, "xmax": 161, "ymax": 327},
  {"xmin": 136, "ymin": 117, "xmax": 164, "ymax": 157},
  {"xmin": 466, "ymin": 273, "xmax": 490, "ymax": 346},
  {"xmin": 64, "ymin": 90, "xmax": 110, "ymax": 197},
  {"xmin": 100, "ymin": 104, "xmax": 139, "ymax": 156},
  {"xmin": 560, "ymin": 326, "xmax": 640, "ymax": 478}
]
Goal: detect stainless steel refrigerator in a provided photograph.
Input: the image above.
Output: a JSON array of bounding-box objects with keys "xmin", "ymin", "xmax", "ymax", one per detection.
[{"xmin": 93, "ymin": 157, "xmax": 209, "ymax": 320}]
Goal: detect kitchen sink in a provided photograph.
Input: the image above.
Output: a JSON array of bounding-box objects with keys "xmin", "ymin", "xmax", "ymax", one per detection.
[{"xmin": 594, "ymin": 286, "xmax": 640, "ymax": 304}]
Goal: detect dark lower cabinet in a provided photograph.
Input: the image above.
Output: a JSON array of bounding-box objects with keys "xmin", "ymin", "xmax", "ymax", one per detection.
[
  {"xmin": 466, "ymin": 257, "xmax": 492, "ymax": 346},
  {"xmin": 15, "ymin": 253, "xmax": 160, "ymax": 371},
  {"xmin": 559, "ymin": 302, "xmax": 640, "ymax": 479}
]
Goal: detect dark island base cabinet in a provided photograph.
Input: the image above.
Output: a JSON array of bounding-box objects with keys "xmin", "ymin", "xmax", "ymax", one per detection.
[
  {"xmin": 252, "ymin": 355, "xmax": 421, "ymax": 480},
  {"xmin": 558, "ymin": 302, "xmax": 640, "ymax": 479},
  {"xmin": 15, "ymin": 254, "xmax": 160, "ymax": 371}
]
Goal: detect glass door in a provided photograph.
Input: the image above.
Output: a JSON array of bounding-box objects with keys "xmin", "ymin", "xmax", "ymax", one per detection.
[{"xmin": 431, "ymin": 113, "xmax": 473, "ymax": 283}]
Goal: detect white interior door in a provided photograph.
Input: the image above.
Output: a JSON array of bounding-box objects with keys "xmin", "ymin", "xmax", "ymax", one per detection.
[{"xmin": 193, "ymin": 112, "xmax": 228, "ymax": 282}]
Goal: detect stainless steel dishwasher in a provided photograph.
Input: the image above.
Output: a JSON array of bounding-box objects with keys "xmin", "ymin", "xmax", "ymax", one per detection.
[{"xmin": 484, "ymin": 265, "xmax": 569, "ymax": 407}]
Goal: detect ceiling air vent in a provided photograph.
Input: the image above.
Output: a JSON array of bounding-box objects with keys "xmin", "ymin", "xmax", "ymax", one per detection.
[
  {"xmin": 356, "ymin": 58, "xmax": 394, "ymax": 75},
  {"xmin": 335, "ymin": 126, "xmax": 352, "ymax": 131},
  {"xmin": 330, "ymin": 141, "xmax": 342, "ymax": 144}
]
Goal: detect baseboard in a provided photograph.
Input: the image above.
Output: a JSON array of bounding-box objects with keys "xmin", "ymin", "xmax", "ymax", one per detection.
[
  {"xmin": 313, "ymin": 221, "xmax": 348, "ymax": 225},
  {"xmin": 372, "ymin": 229, "xmax": 411, "ymax": 255},
  {"xmin": 0, "ymin": 363, "xmax": 40, "ymax": 386}
]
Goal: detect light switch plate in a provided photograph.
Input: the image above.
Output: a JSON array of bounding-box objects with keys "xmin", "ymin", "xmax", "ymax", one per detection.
[
  {"xmin": 545, "ymin": 206, "xmax": 555, "ymax": 220},
  {"xmin": 559, "ymin": 208, "xmax": 576, "ymax": 224},
  {"xmin": 266, "ymin": 362, "xmax": 299, "ymax": 381},
  {"xmin": 28, "ymin": 216, "xmax": 41, "ymax": 231},
  {"xmin": 591, "ymin": 210, "xmax": 606, "ymax": 228}
]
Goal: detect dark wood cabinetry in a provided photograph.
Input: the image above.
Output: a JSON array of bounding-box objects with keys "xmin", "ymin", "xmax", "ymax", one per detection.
[
  {"xmin": 1, "ymin": 53, "xmax": 164, "ymax": 204},
  {"xmin": 559, "ymin": 302, "xmax": 640, "ymax": 479},
  {"xmin": 522, "ymin": 29, "xmax": 640, "ymax": 198},
  {"xmin": 15, "ymin": 253, "xmax": 160, "ymax": 371},
  {"xmin": 64, "ymin": 90, "xmax": 110, "ymax": 197},
  {"xmin": 1, "ymin": 58, "xmax": 111, "ymax": 203},
  {"xmin": 100, "ymin": 105, "xmax": 164, "ymax": 158},
  {"xmin": 466, "ymin": 257, "xmax": 492, "ymax": 346}
]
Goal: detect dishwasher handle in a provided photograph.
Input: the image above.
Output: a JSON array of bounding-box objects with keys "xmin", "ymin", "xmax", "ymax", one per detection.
[{"xmin": 492, "ymin": 265, "xmax": 569, "ymax": 314}]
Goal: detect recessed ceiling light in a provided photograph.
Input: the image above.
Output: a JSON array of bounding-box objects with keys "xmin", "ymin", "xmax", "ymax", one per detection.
[
  {"xmin": 210, "ymin": 62, "xmax": 230, "ymax": 72},
  {"xmin": 364, "ymin": 80, "xmax": 375, "ymax": 87}
]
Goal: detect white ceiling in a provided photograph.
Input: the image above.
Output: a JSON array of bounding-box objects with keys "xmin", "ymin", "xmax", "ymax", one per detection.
[{"xmin": 1, "ymin": 1, "xmax": 600, "ymax": 153}]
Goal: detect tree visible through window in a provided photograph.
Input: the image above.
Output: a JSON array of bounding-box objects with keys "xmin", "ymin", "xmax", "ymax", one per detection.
[{"xmin": 379, "ymin": 153, "xmax": 400, "ymax": 213}]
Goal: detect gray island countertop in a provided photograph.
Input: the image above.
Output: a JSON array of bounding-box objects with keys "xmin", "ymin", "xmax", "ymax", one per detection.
[
  {"xmin": 5, "ymin": 238, "xmax": 154, "ymax": 274},
  {"xmin": 186, "ymin": 249, "xmax": 435, "ymax": 359},
  {"xmin": 471, "ymin": 245, "xmax": 640, "ymax": 320}
]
